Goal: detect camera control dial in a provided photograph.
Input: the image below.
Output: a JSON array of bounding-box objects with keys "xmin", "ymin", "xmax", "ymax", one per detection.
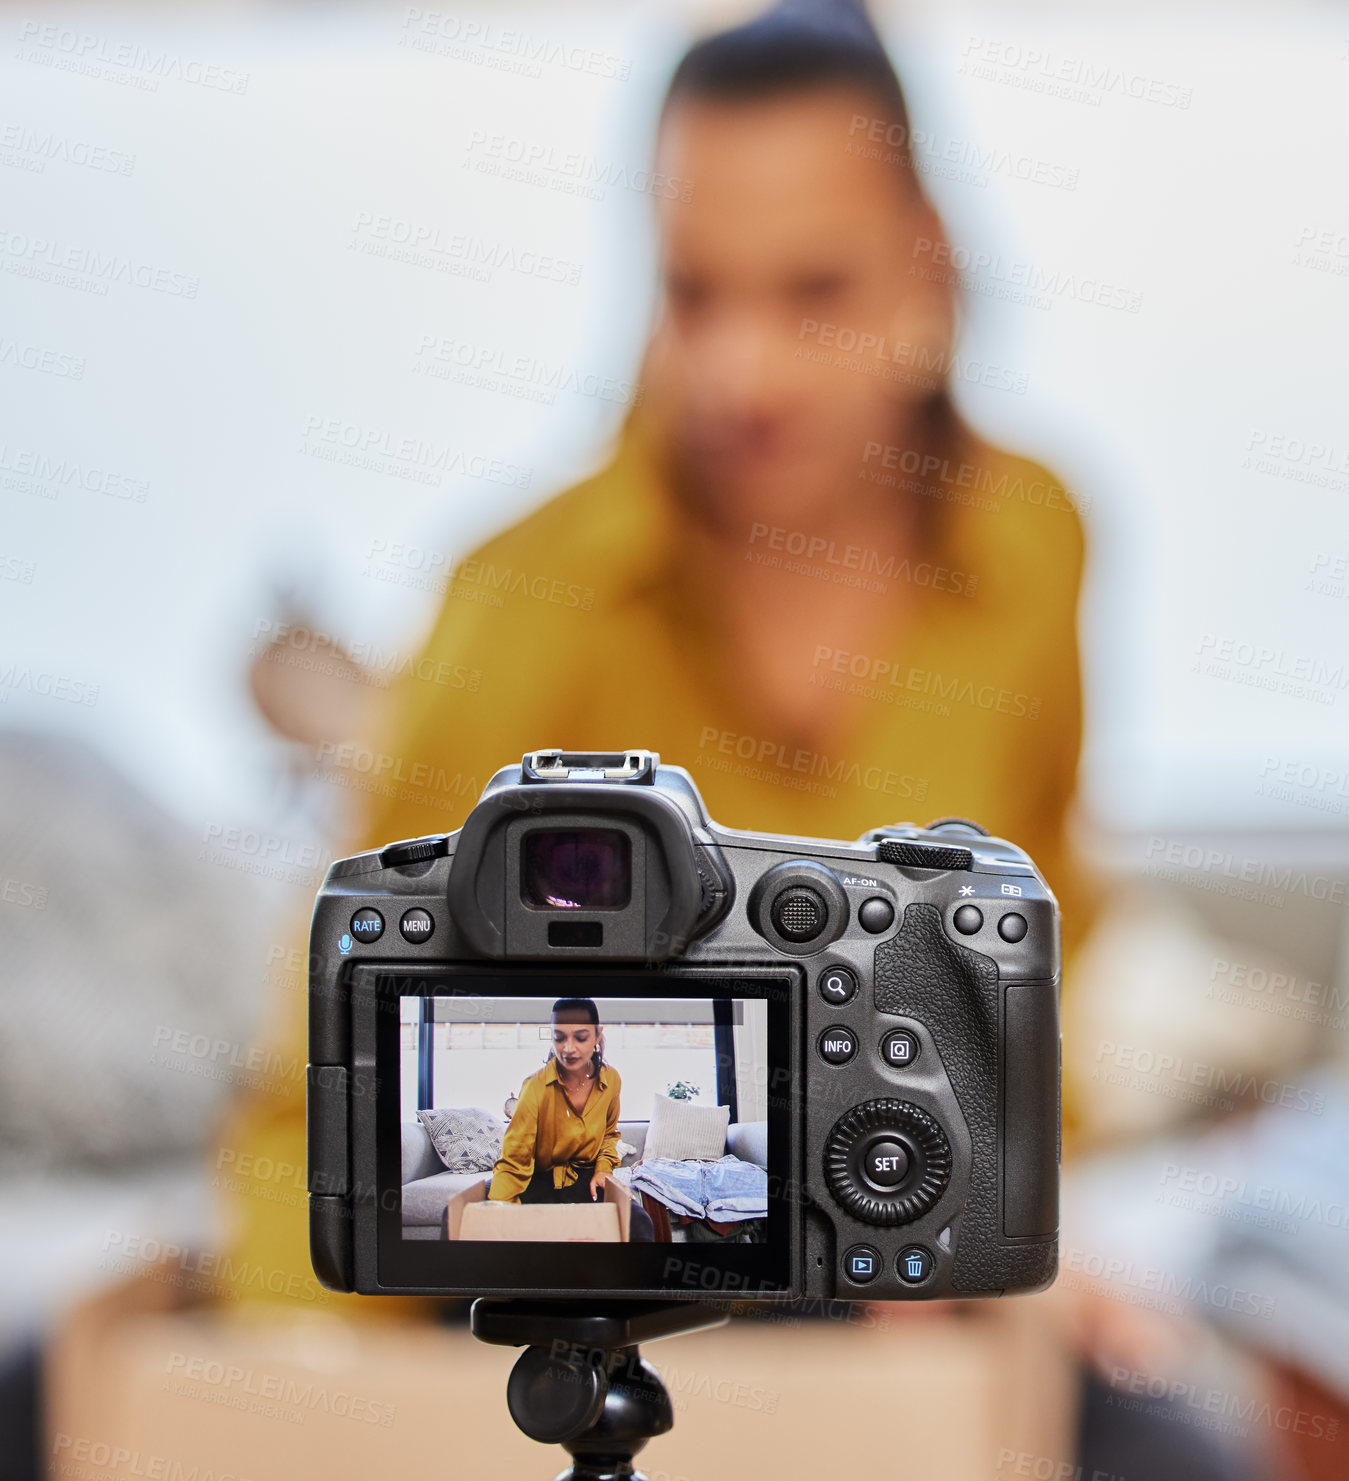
[{"xmin": 824, "ymin": 1099, "xmax": 952, "ymax": 1225}]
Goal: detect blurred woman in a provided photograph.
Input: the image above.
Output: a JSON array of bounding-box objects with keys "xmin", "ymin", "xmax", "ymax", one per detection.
[{"xmin": 225, "ymin": 0, "xmax": 1087, "ymax": 1297}]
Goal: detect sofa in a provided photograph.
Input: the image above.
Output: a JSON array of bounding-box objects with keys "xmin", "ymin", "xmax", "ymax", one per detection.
[{"xmin": 401, "ymin": 1117, "xmax": 768, "ymax": 1237}]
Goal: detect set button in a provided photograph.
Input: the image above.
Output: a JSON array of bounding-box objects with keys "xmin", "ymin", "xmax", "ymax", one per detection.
[
  {"xmin": 349, "ymin": 908, "xmax": 384, "ymax": 943},
  {"xmin": 818, "ymin": 1026, "xmax": 858, "ymax": 1066},
  {"xmin": 862, "ymin": 1136, "xmax": 910, "ymax": 1189}
]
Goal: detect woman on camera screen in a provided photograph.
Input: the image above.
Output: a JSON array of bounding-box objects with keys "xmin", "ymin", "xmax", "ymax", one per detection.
[{"xmin": 487, "ymin": 997, "xmax": 655, "ymax": 1242}]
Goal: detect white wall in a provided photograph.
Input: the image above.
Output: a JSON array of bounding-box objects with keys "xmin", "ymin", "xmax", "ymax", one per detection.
[{"xmin": 3, "ymin": 1, "xmax": 1346, "ymax": 849}]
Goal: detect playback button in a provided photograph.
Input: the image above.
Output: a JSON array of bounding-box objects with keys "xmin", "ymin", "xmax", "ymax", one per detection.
[{"xmin": 843, "ymin": 1244, "xmax": 882, "ymax": 1285}]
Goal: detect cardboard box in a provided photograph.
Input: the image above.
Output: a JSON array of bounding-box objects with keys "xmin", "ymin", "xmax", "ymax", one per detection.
[
  {"xmin": 46, "ymin": 1267, "xmax": 1080, "ymax": 1481},
  {"xmin": 447, "ymin": 1178, "xmax": 632, "ymax": 1241}
]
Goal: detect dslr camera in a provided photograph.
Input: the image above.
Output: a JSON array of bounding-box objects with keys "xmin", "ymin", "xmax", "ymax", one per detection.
[{"xmin": 308, "ymin": 748, "xmax": 1060, "ymax": 1302}]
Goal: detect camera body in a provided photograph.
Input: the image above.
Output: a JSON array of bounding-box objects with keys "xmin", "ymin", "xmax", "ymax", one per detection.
[{"xmin": 308, "ymin": 749, "xmax": 1060, "ymax": 1303}]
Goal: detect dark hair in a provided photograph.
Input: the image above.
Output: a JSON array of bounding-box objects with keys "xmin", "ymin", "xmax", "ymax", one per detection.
[
  {"xmin": 665, "ymin": 0, "xmax": 913, "ymax": 175},
  {"xmin": 551, "ymin": 996, "xmax": 599, "ymax": 1023},
  {"xmin": 661, "ymin": 0, "xmax": 964, "ymax": 553},
  {"xmin": 550, "ymin": 997, "xmax": 605, "ymax": 1077}
]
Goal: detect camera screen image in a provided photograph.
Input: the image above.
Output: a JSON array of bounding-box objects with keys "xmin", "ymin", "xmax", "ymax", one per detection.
[{"xmin": 399, "ymin": 994, "xmax": 770, "ymax": 1245}]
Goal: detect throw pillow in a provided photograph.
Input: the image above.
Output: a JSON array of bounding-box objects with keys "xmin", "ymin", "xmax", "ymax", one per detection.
[
  {"xmin": 641, "ymin": 1095, "xmax": 729, "ymax": 1162},
  {"xmin": 417, "ymin": 1107, "xmax": 504, "ymax": 1173}
]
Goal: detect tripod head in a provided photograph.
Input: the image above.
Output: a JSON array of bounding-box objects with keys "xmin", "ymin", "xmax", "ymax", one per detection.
[{"xmin": 471, "ymin": 1299, "xmax": 729, "ymax": 1481}]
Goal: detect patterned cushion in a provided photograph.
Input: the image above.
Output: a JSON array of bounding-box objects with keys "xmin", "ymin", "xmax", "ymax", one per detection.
[
  {"xmin": 416, "ymin": 1107, "xmax": 504, "ymax": 1173},
  {"xmin": 641, "ymin": 1095, "xmax": 729, "ymax": 1162}
]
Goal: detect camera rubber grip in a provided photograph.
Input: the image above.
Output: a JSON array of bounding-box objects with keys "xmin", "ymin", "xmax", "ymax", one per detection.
[{"xmin": 873, "ymin": 903, "xmax": 1056, "ymax": 1294}]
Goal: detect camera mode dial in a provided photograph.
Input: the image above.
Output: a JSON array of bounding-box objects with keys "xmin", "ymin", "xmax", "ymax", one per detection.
[{"xmin": 823, "ymin": 1099, "xmax": 952, "ymax": 1225}]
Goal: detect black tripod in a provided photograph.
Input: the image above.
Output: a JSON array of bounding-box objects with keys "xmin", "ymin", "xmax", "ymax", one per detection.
[{"xmin": 471, "ymin": 1299, "xmax": 728, "ymax": 1481}]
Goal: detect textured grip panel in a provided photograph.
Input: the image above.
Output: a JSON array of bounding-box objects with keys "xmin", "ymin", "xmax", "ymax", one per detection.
[{"xmin": 874, "ymin": 902, "xmax": 1054, "ymax": 1293}]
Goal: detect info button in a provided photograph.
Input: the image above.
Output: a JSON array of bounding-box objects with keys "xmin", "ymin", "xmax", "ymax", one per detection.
[{"xmin": 817, "ymin": 1027, "xmax": 857, "ymax": 1066}]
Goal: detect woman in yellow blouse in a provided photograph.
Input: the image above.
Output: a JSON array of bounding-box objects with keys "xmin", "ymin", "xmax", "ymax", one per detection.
[
  {"xmin": 487, "ymin": 998, "xmax": 654, "ymax": 1241},
  {"xmin": 219, "ymin": 0, "xmax": 1089, "ymax": 1303}
]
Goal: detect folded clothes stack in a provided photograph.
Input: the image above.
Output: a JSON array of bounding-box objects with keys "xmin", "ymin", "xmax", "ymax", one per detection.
[{"xmin": 623, "ymin": 1154, "xmax": 769, "ymax": 1221}]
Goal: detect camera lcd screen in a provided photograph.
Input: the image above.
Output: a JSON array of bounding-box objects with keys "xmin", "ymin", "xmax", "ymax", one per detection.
[
  {"xmin": 400, "ymin": 994, "xmax": 768, "ymax": 1245},
  {"xmin": 521, "ymin": 829, "xmax": 631, "ymax": 910},
  {"xmin": 366, "ymin": 968, "xmax": 798, "ymax": 1297}
]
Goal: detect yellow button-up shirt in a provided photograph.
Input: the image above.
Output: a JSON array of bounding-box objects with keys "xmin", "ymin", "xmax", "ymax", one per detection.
[{"xmin": 488, "ymin": 1060, "xmax": 623, "ymax": 1202}]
